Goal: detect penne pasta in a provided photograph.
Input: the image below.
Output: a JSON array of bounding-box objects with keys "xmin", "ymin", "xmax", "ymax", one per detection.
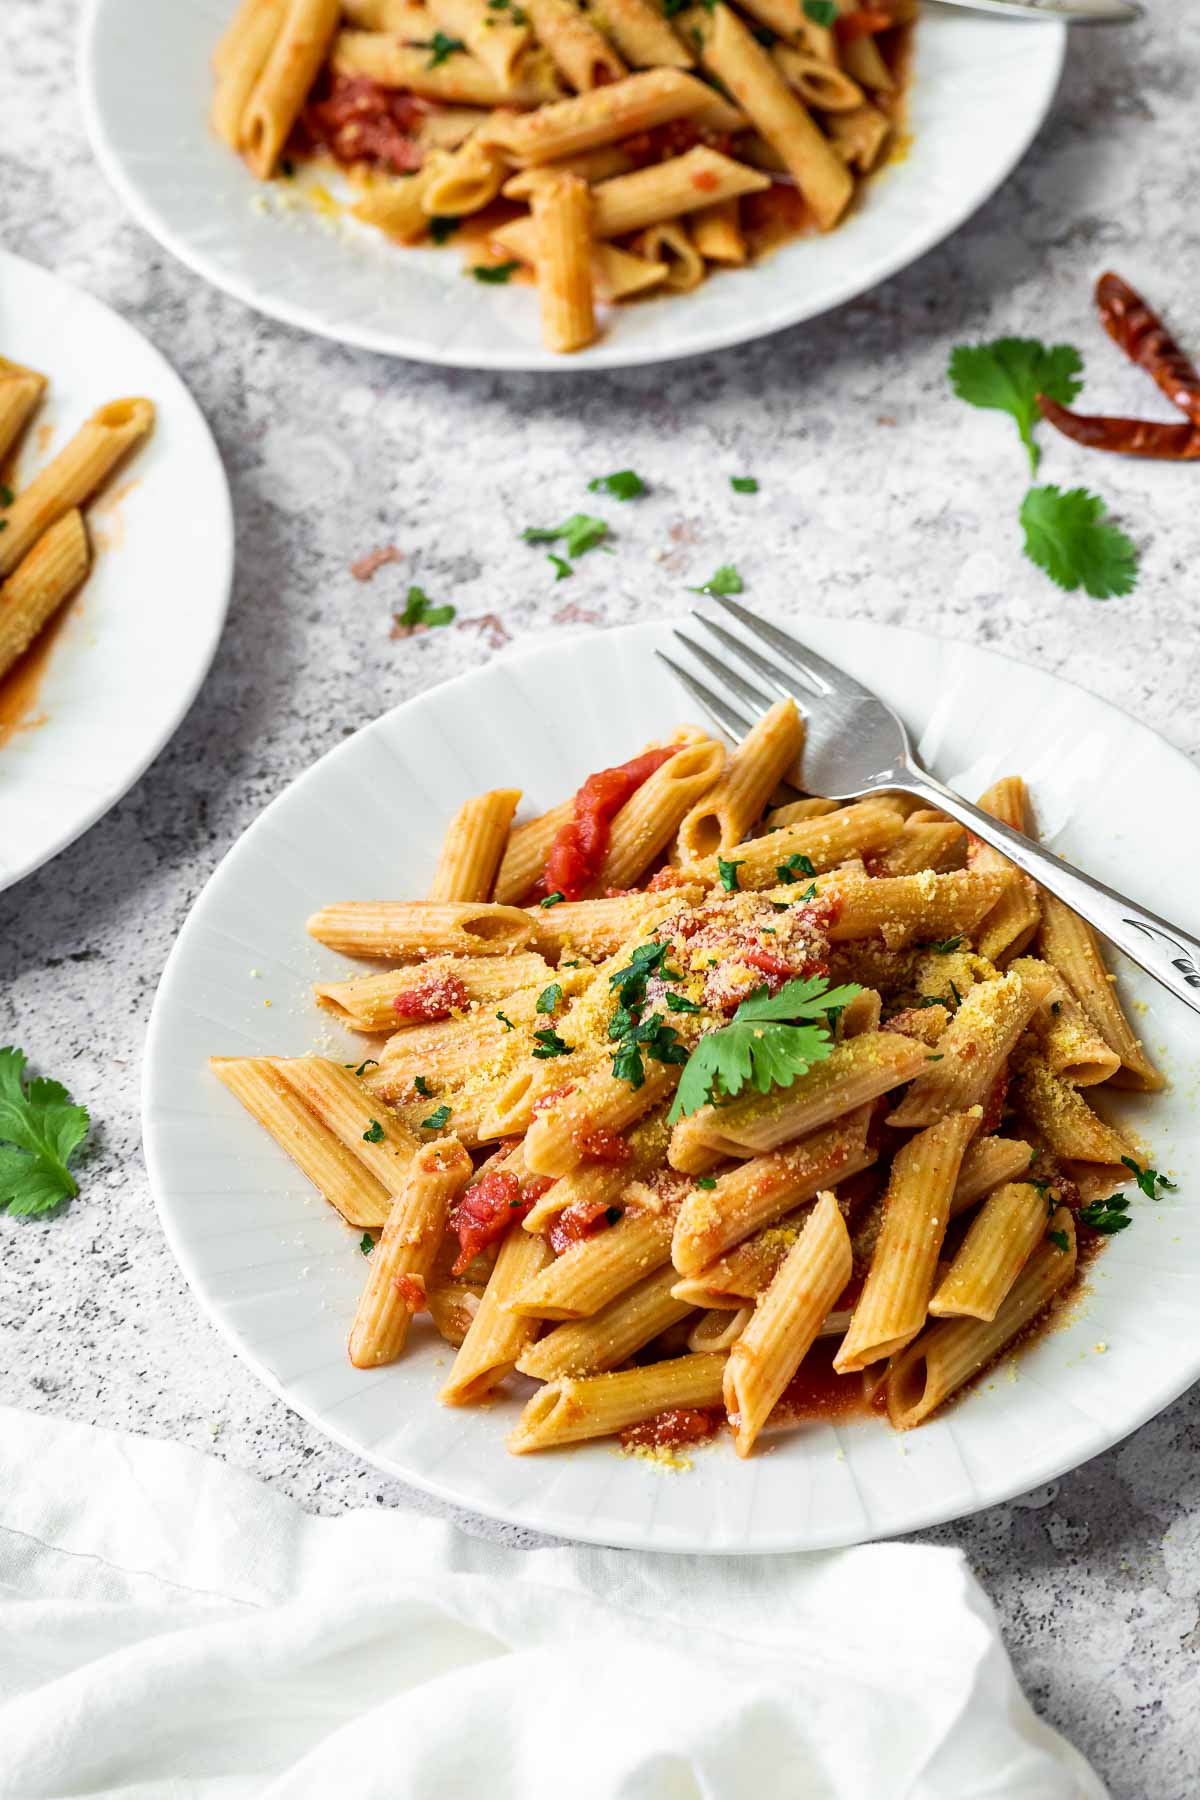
[
  {"xmin": 816, "ymin": 865, "xmax": 1014, "ymax": 949},
  {"xmin": 887, "ymin": 966, "xmax": 1054, "ymax": 1129},
  {"xmin": 591, "ymin": 0, "xmax": 693, "ymax": 68},
  {"xmin": 526, "ymin": 0, "xmax": 627, "ymax": 91},
  {"xmin": 306, "ymin": 899, "xmax": 534, "ymax": 958},
  {"xmin": 313, "ymin": 951, "xmax": 553, "ymax": 1030},
  {"xmin": 211, "ymin": 0, "xmax": 285, "ymax": 147},
  {"xmin": 1014, "ymin": 1053, "xmax": 1132, "ymax": 1165},
  {"xmin": 1010, "ymin": 955, "xmax": 1121, "ymax": 1087},
  {"xmin": 826, "ymin": 100, "xmax": 891, "ymax": 171},
  {"xmin": 351, "ymin": 159, "xmax": 452, "ymax": 242},
  {"xmin": 439, "ymin": 1220, "xmax": 554, "ymax": 1402},
  {"xmin": 0, "ymin": 357, "xmax": 48, "ymax": 463},
  {"xmin": 427, "ymin": 788, "xmax": 522, "ymax": 901},
  {"xmin": 0, "ymin": 398, "xmax": 155, "ymax": 579},
  {"xmin": 688, "ymin": 797, "xmax": 904, "ymax": 887},
  {"xmin": 627, "ymin": 221, "xmax": 705, "ymax": 292},
  {"xmin": 273, "ymin": 1056, "xmax": 419, "ymax": 1190},
  {"xmin": 241, "ymin": 0, "xmax": 340, "ymax": 177},
  {"xmin": 1038, "ymin": 894, "xmax": 1164, "ymax": 1091},
  {"xmin": 427, "ymin": 0, "xmax": 532, "ymax": 85},
  {"xmin": 970, "ymin": 776, "xmax": 1041, "ymax": 966},
  {"xmin": 690, "ymin": 197, "xmax": 747, "ymax": 265},
  {"xmin": 0, "ymin": 510, "xmax": 90, "ymax": 685},
  {"xmin": 598, "ymin": 735, "xmax": 725, "ymax": 889},
  {"xmin": 508, "ymin": 1351, "xmax": 727, "ymax": 1451},
  {"xmin": 420, "ymin": 138, "xmax": 510, "ymax": 217},
  {"xmin": 771, "ymin": 45, "xmax": 863, "ymax": 113},
  {"xmin": 516, "ymin": 1265, "xmax": 692, "ymax": 1378},
  {"xmin": 510, "ymin": 1201, "xmax": 677, "ymax": 1319},
  {"xmin": 950, "ymin": 1134, "xmax": 1035, "ymax": 1219},
  {"xmin": 348, "ymin": 1139, "xmax": 472, "ymax": 1365},
  {"xmin": 476, "ymin": 68, "xmax": 744, "ymax": 162},
  {"xmin": 331, "ymin": 29, "xmax": 560, "ymax": 105},
  {"xmin": 929, "ymin": 1181, "xmax": 1049, "ymax": 1323},
  {"xmin": 677, "ymin": 698, "xmax": 803, "ymax": 861},
  {"xmin": 531, "ymin": 171, "xmax": 597, "ymax": 354},
  {"xmin": 524, "ymin": 1061, "xmax": 678, "ymax": 1178}
]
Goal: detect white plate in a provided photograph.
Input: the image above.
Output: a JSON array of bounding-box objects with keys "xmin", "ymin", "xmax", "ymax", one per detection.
[
  {"xmin": 143, "ymin": 616, "xmax": 1200, "ymax": 1553},
  {"xmin": 0, "ymin": 251, "xmax": 233, "ymax": 894},
  {"xmin": 80, "ymin": 0, "xmax": 1064, "ymax": 372}
]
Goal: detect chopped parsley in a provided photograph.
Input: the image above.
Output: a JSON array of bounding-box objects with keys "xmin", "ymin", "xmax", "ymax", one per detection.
[
  {"xmin": 413, "ymin": 1075, "xmax": 434, "ymax": 1097},
  {"xmin": 0, "ymin": 1046, "xmax": 90, "ymax": 1217},
  {"xmin": 1120, "ymin": 1155, "xmax": 1177, "ymax": 1200},
  {"xmin": 730, "ymin": 476, "xmax": 759, "ymax": 492},
  {"xmin": 353, "ymin": 1058, "xmax": 379, "ymax": 1077},
  {"xmin": 1079, "ymin": 1194, "xmax": 1131, "ymax": 1234},
  {"xmin": 536, "ymin": 982, "xmax": 563, "ymax": 1014},
  {"xmin": 415, "ymin": 31, "xmax": 465, "ymax": 66},
  {"xmin": 949, "ymin": 981, "xmax": 964, "ymax": 1010},
  {"xmin": 523, "ymin": 514, "xmax": 609, "ymax": 558},
  {"xmin": 0, "ymin": 486, "xmax": 13, "ymax": 507},
  {"xmin": 360, "ymin": 1232, "xmax": 374, "ymax": 1255},
  {"xmin": 470, "ymin": 261, "xmax": 521, "ymax": 284},
  {"xmin": 539, "ymin": 890, "xmax": 566, "ymax": 908},
  {"xmin": 776, "ymin": 852, "xmax": 815, "ymax": 883},
  {"xmin": 547, "ymin": 553, "xmax": 573, "ymax": 581},
  {"xmin": 669, "ymin": 975, "xmax": 862, "ymax": 1122},
  {"xmin": 695, "ymin": 1176, "xmax": 717, "ymax": 1190},
  {"xmin": 421, "ymin": 1103, "xmax": 452, "ymax": 1131},
  {"xmin": 532, "ymin": 1026, "xmax": 572, "ymax": 1059},
  {"xmin": 587, "ymin": 470, "xmax": 645, "ymax": 500},
  {"xmin": 487, "ymin": 0, "xmax": 528, "ymax": 18},
  {"xmin": 688, "ymin": 564, "xmax": 744, "ymax": 598},
  {"xmin": 362, "ymin": 1119, "xmax": 385, "ymax": 1143},
  {"xmin": 604, "ymin": 1204, "xmax": 624, "ymax": 1226},
  {"xmin": 428, "ymin": 215, "xmax": 461, "ymax": 245},
  {"xmin": 948, "ymin": 337, "xmax": 1084, "ymax": 476},
  {"xmin": 796, "ymin": 882, "xmax": 818, "ymax": 904},
  {"xmin": 496, "ymin": 1010, "xmax": 516, "ymax": 1031},
  {"xmin": 930, "ymin": 936, "xmax": 964, "ymax": 954},
  {"xmin": 666, "ymin": 992, "xmax": 702, "ymax": 1013},
  {"xmin": 1019, "ymin": 486, "xmax": 1139, "ymax": 601},
  {"xmin": 1047, "ymin": 1228, "xmax": 1070, "ymax": 1253},
  {"xmin": 803, "ymin": 0, "xmax": 837, "ymax": 22},
  {"xmin": 395, "ymin": 585, "xmax": 455, "ymax": 630},
  {"xmin": 717, "ymin": 856, "xmax": 743, "ymax": 892}
]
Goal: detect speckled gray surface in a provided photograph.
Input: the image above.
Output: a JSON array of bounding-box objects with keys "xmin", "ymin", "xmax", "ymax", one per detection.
[{"xmin": 3, "ymin": 3, "xmax": 1200, "ymax": 1794}]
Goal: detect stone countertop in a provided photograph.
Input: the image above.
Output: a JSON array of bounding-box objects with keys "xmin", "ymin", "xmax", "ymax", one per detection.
[{"xmin": 3, "ymin": 4, "xmax": 1199, "ymax": 1794}]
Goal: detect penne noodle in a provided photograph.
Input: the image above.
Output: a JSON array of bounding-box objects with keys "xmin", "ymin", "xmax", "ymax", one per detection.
[
  {"xmin": 840, "ymin": 27, "xmax": 894, "ymax": 93},
  {"xmin": 1010, "ymin": 955, "xmax": 1121, "ymax": 1087},
  {"xmin": 725, "ymin": 1190, "xmax": 852, "ymax": 1455},
  {"xmin": 950, "ymin": 1134, "xmax": 1035, "ymax": 1219},
  {"xmin": 627, "ymin": 220, "xmax": 704, "ymax": 291},
  {"xmin": 929, "ymin": 1181, "xmax": 1050, "ymax": 1323},
  {"xmin": 241, "ymin": 0, "xmax": 340, "ymax": 177},
  {"xmin": 510, "ymin": 1201, "xmax": 676, "ymax": 1318},
  {"xmin": 439, "ymin": 1220, "xmax": 554, "ymax": 1402},
  {"xmin": 834, "ymin": 1111, "xmax": 979, "ymax": 1373},
  {"xmin": 690, "ymin": 197, "xmax": 747, "ymax": 265},
  {"xmin": 1014, "ymin": 1053, "xmax": 1132, "ymax": 1165},
  {"xmin": 764, "ymin": 797, "xmax": 840, "ymax": 829},
  {"xmin": 0, "ymin": 357, "xmax": 48, "ymax": 463},
  {"xmin": 598, "ymin": 736, "xmax": 725, "ymax": 889},
  {"xmin": 427, "ymin": 788, "xmax": 522, "ymax": 902},
  {"xmin": 522, "ymin": 1107, "xmax": 670, "ymax": 1228},
  {"xmin": 348, "ymin": 1139, "xmax": 472, "ymax": 1366},
  {"xmin": 508, "ymin": 1351, "xmax": 727, "ymax": 1451},
  {"xmin": 0, "ymin": 398, "xmax": 155, "ymax": 579},
  {"xmin": 970, "ymin": 776, "xmax": 1041, "ymax": 966},
  {"xmin": 886, "ymin": 1210, "xmax": 1077, "ymax": 1430},
  {"xmin": 428, "ymin": 0, "xmax": 532, "ymax": 85},
  {"xmin": 331, "ymin": 29, "xmax": 560, "ymax": 105},
  {"xmin": 771, "ymin": 45, "xmax": 863, "ymax": 112},
  {"xmin": 351, "ymin": 159, "xmax": 452, "ymax": 242},
  {"xmin": 688, "ymin": 797, "xmax": 904, "ymax": 887},
  {"xmin": 1038, "ymin": 894, "xmax": 1163, "ymax": 1091},
  {"xmin": 526, "ymin": 0, "xmax": 627, "ymax": 91},
  {"xmin": 306, "ymin": 899, "xmax": 534, "ymax": 958},
  {"xmin": 0, "ymin": 510, "xmax": 90, "ymax": 685},
  {"xmin": 211, "ymin": 0, "xmax": 285, "ymax": 147},
  {"xmin": 531, "ymin": 171, "xmax": 597, "ymax": 354},
  {"xmin": 826, "ymin": 100, "xmax": 891, "ymax": 171},
  {"xmin": 815, "ymin": 865, "xmax": 1014, "ymax": 949},
  {"xmin": 591, "ymin": 0, "xmax": 693, "ymax": 68},
  {"xmin": 426, "ymin": 1279, "xmax": 486, "ymax": 1349},
  {"xmin": 677, "ymin": 698, "xmax": 802, "ymax": 861},
  {"xmin": 476, "ymin": 68, "xmax": 744, "ymax": 162},
  {"xmin": 211, "ymin": 1056, "xmax": 393, "ymax": 1227},
  {"xmin": 887, "ymin": 966, "xmax": 1054, "ymax": 1129},
  {"xmin": 494, "ymin": 799, "xmax": 574, "ymax": 903},
  {"xmin": 420, "ymin": 138, "xmax": 511, "ymax": 217},
  {"xmin": 502, "ymin": 147, "xmax": 635, "ymax": 196},
  {"xmin": 273, "ymin": 1056, "xmax": 419, "ymax": 1190},
  {"xmin": 687, "ymin": 1304, "xmax": 753, "ymax": 1351},
  {"xmin": 527, "ymin": 889, "xmax": 699, "ymax": 960},
  {"xmin": 875, "ymin": 819, "xmax": 967, "ymax": 878},
  {"xmin": 524, "ymin": 1061, "xmax": 678, "ymax": 1178},
  {"xmin": 313, "ymin": 952, "xmax": 553, "ymax": 1030},
  {"xmin": 516, "ymin": 1265, "xmax": 692, "ymax": 1378}
]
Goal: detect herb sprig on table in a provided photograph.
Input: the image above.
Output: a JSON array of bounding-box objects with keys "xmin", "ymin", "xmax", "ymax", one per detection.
[{"xmin": 0, "ymin": 1047, "xmax": 90, "ymax": 1217}]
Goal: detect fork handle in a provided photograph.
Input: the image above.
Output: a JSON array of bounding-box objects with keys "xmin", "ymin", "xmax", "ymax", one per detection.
[{"xmin": 891, "ymin": 766, "xmax": 1200, "ymax": 1018}]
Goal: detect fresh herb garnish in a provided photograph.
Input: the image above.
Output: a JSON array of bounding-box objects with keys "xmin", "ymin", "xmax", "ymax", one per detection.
[
  {"xmin": 395, "ymin": 585, "xmax": 455, "ymax": 630},
  {"xmin": 413, "ymin": 1076, "xmax": 434, "ymax": 1097},
  {"xmin": 668, "ymin": 976, "xmax": 862, "ymax": 1123},
  {"xmin": 730, "ymin": 476, "xmax": 759, "ymax": 493},
  {"xmin": 688, "ymin": 564, "xmax": 744, "ymax": 597},
  {"xmin": 1019, "ymin": 486, "xmax": 1139, "ymax": 601},
  {"xmin": 487, "ymin": 0, "xmax": 528, "ymax": 18},
  {"xmin": 588, "ymin": 470, "xmax": 645, "ymax": 500},
  {"xmin": 1047, "ymin": 1228, "xmax": 1070, "ymax": 1253},
  {"xmin": 948, "ymin": 337, "xmax": 1084, "ymax": 475},
  {"xmin": 717, "ymin": 855, "xmax": 743, "ymax": 892},
  {"xmin": 496, "ymin": 1010, "xmax": 516, "ymax": 1031},
  {"xmin": 0, "ymin": 1047, "xmax": 90, "ymax": 1217},
  {"xmin": 279, "ymin": 157, "xmax": 295, "ymax": 178},
  {"xmin": 539, "ymin": 890, "xmax": 566, "ymax": 908},
  {"xmin": 421, "ymin": 1103, "xmax": 452, "ymax": 1130},
  {"xmin": 796, "ymin": 882, "xmax": 818, "ymax": 904},
  {"xmin": 695, "ymin": 1175, "xmax": 717, "ymax": 1189},
  {"xmin": 666, "ymin": 992, "xmax": 702, "ymax": 1013},
  {"xmin": 428, "ymin": 215, "xmax": 461, "ymax": 245},
  {"xmin": 931, "ymin": 936, "xmax": 964, "ymax": 954},
  {"xmin": 1079, "ymin": 1194, "xmax": 1132, "ymax": 1234},
  {"xmin": 523, "ymin": 514, "xmax": 609, "ymax": 558},
  {"xmin": 803, "ymin": 0, "xmax": 838, "ymax": 22},
  {"xmin": 776, "ymin": 852, "xmax": 815, "ymax": 883},
  {"xmin": 1120, "ymin": 1155, "xmax": 1177, "ymax": 1200},
  {"xmin": 949, "ymin": 981, "xmax": 964, "ymax": 1010},
  {"xmin": 532, "ymin": 1026, "xmax": 572, "ymax": 1059},
  {"xmin": 604, "ymin": 1204, "xmax": 624, "ymax": 1226},
  {"xmin": 362, "ymin": 1119, "xmax": 385, "ymax": 1143},
  {"xmin": 360, "ymin": 1232, "xmax": 374, "ymax": 1255},
  {"xmin": 536, "ymin": 982, "xmax": 563, "ymax": 1014},
  {"xmin": 353, "ymin": 1058, "xmax": 379, "ymax": 1077},
  {"xmin": 547, "ymin": 553, "xmax": 572, "ymax": 581},
  {"xmin": 415, "ymin": 30, "xmax": 465, "ymax": 65},
  {"xmin": 470, "ymin": 261, "xmax": 521, "ymax": 284}
]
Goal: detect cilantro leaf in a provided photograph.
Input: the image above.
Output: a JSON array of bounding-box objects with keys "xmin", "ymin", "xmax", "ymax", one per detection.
[
  {"xmin": 428, "ymin": 215, "xmax": 460, "ymax": 245},
  {"xmin": 776, "ymin": 852, "xmax": 815, "ymax": 883},
  {"xmin": 666, "ymin": 992, "xmax": 701, "ymax": 1013},
  {"xmin": 1120, "ymin": 1155, "xmax": 1177, "ymax": 1200},
  {"xmin": 930, "ymin": 936, "xmax": 963, "ymax": 954},
  {"xmin": 470, "ymin": 261, "xmax": 521, "ymax": 284},
  {"xmin": 668, "ymin": 977, "xmax": 862, "ymax": 1122},
  {"xmin": 547, "ymin": 553, "xmax": 573, "ymax": 581},
  {"xmin": 536, "ymin": 982, "xmax": 563, "ymax": 1014},
  {"xmin": 539, "ymin": 890, "xmax": 566, "ymax": 908},
  {"xmin": 588, "ymin": 470, "xmax": 645, "ymax": 500},
  {"xmin": 496, "ymin": 1010, "xmax": 516, "ymax": 1031},
  {"xmin": 948, "ymin": 338, "xmax": 1084, "ymax": 474},
  {"xmin": 396, "ymin": 585, "xmax": 456, "ymax": 630},
  {"xmin": 0, "ymin": 1047, "xmax": 90, "ymax": 1217},
  {"xmin": 532, "ymin": 1026, "xmax": 572, "ymax": 1059},
  {"xmin": 1079, "ymin": 1193, "xmax": 1131, "ymax": 1234},
  {"xmin": 695, "ymin": 1176, "xmax": 717, "ymax": 1190},
  {"xmin": 730, "ymin": 476, "xmax": 758, "ymax": 493},
  {"xmin": 1020, "ymin": 486, "xmax": 1138, "ymax": 601},
  {"xmin": 360, "ymin": 1232, "xmax": 374, "ymax": 1255},
  {"xmin": 1047, "ymin": 1228, "xmax": 1069, "ymax": 1253},
  {"xmin": 353, "ymin": 1058, "xmax": 379, "ymax": 1077},
  {"xmin": 413, "ymin": 1075, "xmax": 433, "ymax": 1096},
  {"xmin": 413, "ymin": 30, "xmax": 465, "ymax": 65},
  {"xmin": 421, "ymin": 1103, "xmax": 452, "ymax": 1130},
  {"xmin": 522, "ymin": 514, "xmax": 609, "ymax": 558},
  {"xmin": 717, "ymin": 856, "xmax": 743, "ymax": 892},
  {"xmin": 803, "ymin": 0, "xmax": 837, "ymax": 22},
  {"xmin": 362, "ymin": 1119, "xmax": 385, "ymax": 1143},
  {"xmin": 688, "ymin": 564, "xmax": 744, "ymax": 597}
]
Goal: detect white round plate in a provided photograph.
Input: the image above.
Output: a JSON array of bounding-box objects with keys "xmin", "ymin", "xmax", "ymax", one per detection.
[
  {"xmin": 143, "ymin": 616, "xmax": 1200, "ymax": 1553},
  {"xmin": 0, "ymin": 251, "xmax": 233, "ymax": 894},
  {"xmin": 80, "ymin": 0, "xmax": 1064, "ymax": 371}
]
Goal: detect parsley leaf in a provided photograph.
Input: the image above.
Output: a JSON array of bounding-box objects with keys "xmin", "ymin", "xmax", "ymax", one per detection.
[
  {"xmin": 522, "ymin": 514, "xmax": 609, "ymax": 558},
  {"xmin": 588, "ymin": 470, "xmax": 645, "ymax": 500},
  {"xmin": 395, "ymin": 585, "xmax": 456, "ymax": 630},
  {"xmin": 539, "ymin": 890, "xmax": 566, "ymax": 908},
  {"xmin": 688, "ymin": 564, "xmax": 744, "ymax": 597},
  {"xmin": 605, "ymin": 1204, "xmax": 624, "ymax": 1225},
  {"xmin": 428, "ymin": 216, "xmax": 460, "ymax": 245},
  {"xmin": 668, "ymin": 976, "xmax": 862, "ymax": 1122},
  {"xmin": 532, "ymin": 1026, "xmax": 572, "ymax": 1059},
  {"xmin": 413, "ymin": 30, "xmax": 465, "ymax": 65},
  {"xmin": 776, "ymin": 852, "xmax": 815, "ymax": 883},
  {"xmin": 547, "ymin": 553, "xmax": 573, "ymax": 581},
  {"xmin": 496, "ymin": 1010, "xmax": 516, "ymax": 1031},
  {"xmin": 362, "ymin": 1119, "xmax": 385, "ymax": 1143},
  {"xmin": 695, "ymin": 1175, "xmax": 717, "ymax": 1189},
  {"xmin": 1020, "ymin": 485, "xmax": 1138, "ymax": 601},
  {"xmin": 730, "ymin": 476, "xmax": 759, "ymax": 493},
  {"xmin": 948, "ymin": 337, "xmax": 1084, "ymax": 474},
  {"xmin": 470, "ymin": 261, "xmax": 521, "ymax": 284},
  {"xmin": 1079, "ymin": 1194, "xmax": 1132, "ymax": 1234},
  {"xmin": 611, "ymin": 1040, "xmax": 645, "ymax": 1087},
  {"xmin": 1047, "ymin": 1228, "xmax": 1069, "ymax": 1253},
  {"xmin": 413, "ymin": 1076, "xmax": 434, "ymax": 1097},
  {"xmin": 536, "ymin": 982, "xmax": 563, "ymax": 1014},
  {"xmin": 930, "ymin": 936, "xmax": 964, "ymax": 954},
  {"xmin": 666, "ymin": 992, "xmax": 701, "ymax": 1013},
  {"xmin": 717, "ymin": 855, "xmax": 743, "ymax": 892},
  {"xmin": 353, "ymin": 1058, "xmax": 379, "ymax": 1077},
  {"xmin": 1120, "ymin": 1155, "xmax": 1177, "ymax": 1200},
  {"xmin": 0, "ymin": 484, "xmax": 13, "ymax": 507},
  {"xmin": 803, "ymin": 0, "xmax": 837, "ymax": 22},
  {"xmin": 0, "ymin": 1047, "xmax": 90, "ymax": 1217},
  {"xmin": 360, "ymin": 1232, "xmax": 374, "ymax": 1255},
  {"xmin": 421, "ymin": 1103, "xmax": 452, "ymax": 1130}
]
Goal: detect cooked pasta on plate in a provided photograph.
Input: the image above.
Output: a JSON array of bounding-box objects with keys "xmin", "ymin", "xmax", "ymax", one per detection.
[{"xmin": 212, "ymin": 696, "xmax": 1167, "ymax": 1462}]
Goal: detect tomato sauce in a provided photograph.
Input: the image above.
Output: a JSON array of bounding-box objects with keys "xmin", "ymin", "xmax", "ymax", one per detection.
[
  {"xmin": 0, "ymin": 602, "xmax": 73, "ymax": 751},
  {"xmin": 539, "ymin": 747, "xmax": 677, "ymax": 901},
  {"xmin": 771, "ymin": 1340, "xmax": 871, "ymax": 1427},
  {"xmin": 297, "ymin": 74, "xmax": 427, "ymax": 173},
  {"xmin": 449, "ymin": 1170, "xmax": 551, "ymax": 1272},
  {"xmin": 620, "ymin": 1407, "xmax": 723, "ymax": 1452}
]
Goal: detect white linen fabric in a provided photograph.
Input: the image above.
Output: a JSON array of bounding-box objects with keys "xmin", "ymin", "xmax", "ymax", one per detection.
[{"xmin": 0, "ymin": 1405, "xmax": 1104, "ymax": 1800}]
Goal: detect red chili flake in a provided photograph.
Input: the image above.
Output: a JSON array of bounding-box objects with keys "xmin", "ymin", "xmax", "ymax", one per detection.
[
  {"xmin": 392, "ymin": 972, "xmax": 470, "ymax": 1022},
  {"xmin": 620, "ymin": 1408, "xmax": 721, "ymax": 1452}
]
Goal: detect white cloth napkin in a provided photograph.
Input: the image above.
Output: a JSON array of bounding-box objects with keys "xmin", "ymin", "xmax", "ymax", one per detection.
[{"xmin": 0, "ymin": 1405, "xmax": 1103, "ymax": 1800}]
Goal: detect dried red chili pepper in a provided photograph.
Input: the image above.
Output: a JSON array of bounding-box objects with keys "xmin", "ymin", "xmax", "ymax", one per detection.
[
  {"xmin": 1095, "ymin": 272, "xmax": 1200, "ymax": 426},
  {"xmin": 1036, "ymin": 396, "xmax": 1200, "ymax": 460}
]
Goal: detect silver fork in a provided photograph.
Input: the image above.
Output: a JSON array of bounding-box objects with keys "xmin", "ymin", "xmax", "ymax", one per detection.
[{"xmin": 658, "ymin": 598, "xmax": 1200, "ymax": 1019}]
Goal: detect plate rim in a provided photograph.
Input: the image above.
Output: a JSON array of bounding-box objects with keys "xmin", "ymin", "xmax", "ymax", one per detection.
[
  {"xmin": 78, "ymin": 0, "xmax": 1066, "ymax": 373},
  {"xmin": 142, "ymin": 613, "xmax": 1200, "ymax": 1552},
  {"xmin": 0, "ymin": 248, "xmax": 235, "ymax": 895}
]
